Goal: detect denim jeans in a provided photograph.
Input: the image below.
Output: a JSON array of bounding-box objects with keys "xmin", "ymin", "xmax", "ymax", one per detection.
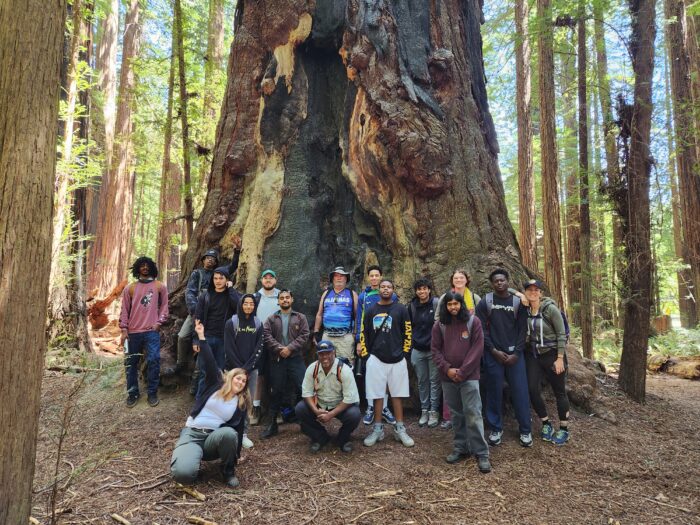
[
  {"xmin": 125, "ymin": 330, "xmax": 161, "ymax": 396},
  {"xmin": 411, "ymin": 349, "xmax": 441, "ymax": 411},
  {"xmin": 442, "ymin": 379, "xmax": 489, "ymax": 458},
  {"xmin": 481, "ymin": 350, "xmax": 531, "ymax": 434},
  {"xmin": 294, "ymin": 400, "xmax": 361, "ymax": 446},
  {"xmin": 195, "ymin": 335, "xmax": 225, "ymax": 400}
]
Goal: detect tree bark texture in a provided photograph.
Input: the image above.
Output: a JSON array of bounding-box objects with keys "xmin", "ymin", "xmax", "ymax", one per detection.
[
  {"xmin": 665, "ymin": 0, "xmax": 700, "ymax": 328},
  {"xmin": 89, "ymin": 0, "xmax": 141, "ymax": 296},
  {"xmin": 538, "ymin": 0, "xmax": 565, "ymax": 307},
  {"xmin": 0, "ymin": 1, "xmax": 66, "ymax": 522},
  {"xmin": 174, "ymin": 0, "xmax": 527, "ymax": 316},
  {"xmin": 515, "ymin": 0, "xmax": 537, "ymax": 273},
  {"xmin": 618, "ymin": 0, "xmax": 656, "ymax": 403}
]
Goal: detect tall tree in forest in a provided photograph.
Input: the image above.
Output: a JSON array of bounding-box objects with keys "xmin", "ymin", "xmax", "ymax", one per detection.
[
  {"xmin": 0, "ymin": 1, "xmax": 66, "ymax": 521},
  {"xmin": 89, "ymin": 0, "xmax": 141, "ymax": 296},
  {"xmin": 538, "ymin": 0, "xmax": 565, "ymax": 306},
  {"xmin": 578, "ymin": 2, "xmax": 593, "ymax": 358},
  {"xmin": 174, "ymin": 1, "xmax": 528, "ymax": 314},
  {"xmin": 515, "ymin": 0, "xmax": 537, "ymax": 272},
  {"xmin": 665, "ymin": 0, "xmax": 700, "ymax": 328},
  {"xmin": 174, "ymin": 0, "xmax": 194, "ymax": 243},
  {"xmin": 87, "ymin": 0, "xmax": 119, "ymax": 237},
  {"xmin": 618, "ymin": 0, "xmax": 656, "ymax": 403}
]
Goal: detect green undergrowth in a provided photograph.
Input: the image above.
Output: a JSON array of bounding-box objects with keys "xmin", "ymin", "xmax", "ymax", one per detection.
[{"xmin": 593, "ymin": 328, "xmax": 700, "ymax": 366}]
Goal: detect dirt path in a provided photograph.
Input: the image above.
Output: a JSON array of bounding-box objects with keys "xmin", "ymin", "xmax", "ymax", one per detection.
[{"xmin": 32, "ymin": 368, "xmax": 700, "ymax": 524}]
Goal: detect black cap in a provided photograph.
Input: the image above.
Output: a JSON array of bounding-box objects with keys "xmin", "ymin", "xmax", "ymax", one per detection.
[
  {"xmin": 201, "ymin": 249, "xmax": 220, "ymax": 262},
  {"xmin": 523, "ymin": 279, "xmax": 544, "ymax": 290}
]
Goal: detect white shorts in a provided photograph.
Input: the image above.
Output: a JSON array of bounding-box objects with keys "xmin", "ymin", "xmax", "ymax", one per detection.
[{"xmin": 365, "ymin": 354, "xmax": 410, "ymax": 400}]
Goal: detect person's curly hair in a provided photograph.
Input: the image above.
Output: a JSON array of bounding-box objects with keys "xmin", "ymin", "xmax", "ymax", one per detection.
[{"xmin": 130, "ymin": 256, "xmax": 158, "ymax": 278}]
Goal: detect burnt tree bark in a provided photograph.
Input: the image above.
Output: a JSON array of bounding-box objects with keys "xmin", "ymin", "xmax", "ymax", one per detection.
[
  {"xmin": 0, "ymin": 1, "xmax": 66, "ymax": 522},
  {"xmin": 173, "ymin": 0, "xmax": 528, "ymax": 316}
]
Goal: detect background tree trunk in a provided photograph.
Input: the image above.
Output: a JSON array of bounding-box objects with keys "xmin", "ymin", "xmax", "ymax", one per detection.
[
  {"xmin": 618, "ymin": 0, "xmax": 656, "ymax": 403},
  {"xmin": 0, "ymin": 1, "xmax": 66, "ymax": 521},
  {"xmin": 89, "ymin": 0, "xmax": 141, "ymax": 296},
  {"xmin": 515, "ymin": 0, "xmax": 537, "ymax": 272},
  {"xmin": 171, "ymin": 0, "xmax": 528, "ymax": 317},
  {"xmin": 538, "ymin": 0, "xmax": 565, "ymax": 306}
]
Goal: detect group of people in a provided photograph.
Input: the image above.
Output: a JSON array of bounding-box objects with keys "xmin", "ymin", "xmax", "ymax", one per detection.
[{"xmin": 118, "ymin": 248, "xmax": 571, "ymax": 489}]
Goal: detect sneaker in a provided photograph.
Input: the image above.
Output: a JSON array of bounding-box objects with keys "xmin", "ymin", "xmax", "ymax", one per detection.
[
  {"xmin": 225, "ymin": 475, "xmax": 240, "ymax": 488},
  {"xmin": 261, "ymin": 421, "xmax": 278, "ymax": 439},
  {"xmin": 242, "ymin": 434, "xmax": 254, "ymax": 449},
  {"xmin": 147, "ymin": 394, "xmax": 159, "ymax": 407},
  {"xmin": 363, "ymin": 406, "xmax": 375, "ymax": 426},
  {"xmin": 477, "ymin": 456, "xmax": 492, "ymax": 473},
  {"xmin": 249, "ymin": 406, "xmax": 261, "ymax": 426},
  {"xmin": 310, "ymin": 442, "xmax": 323, "ymax": 453},
  {"xmin": 340, "ymin": 441, "xmax": 353, "ymax": 453},
  {"xmin": 427, "ymin": 410, "xmax": 439, "ymax": 428},
  {"xmin": 363, "ymin": 424, "xmax": 385, "ymax": 447},
  {"xmin": 488, "ymin": 430, "xmax": 503, "ymax": 446},
  {"xmin": 540, "ymin": 421, "xmax": 554, "ymax": 442},
  {"xmin": 418, "ymin": 410, "xmax": 429, "ymax": 427},
  {"xmin": 393, "ymin": 422, "xmax": 415, "ymax": 447},
  {"xmin": 519, "ymin": 432, "xmax": 534, "ymax": 448},
  {"xmin": 551, "ymin": 429, "xmax": 570, "ymax": 445},
  {"xmin": 276, "ymin": 413, "xmax": 284, "ymax": 424},
  {"xmin": 126, "ymin": 394, "xmax": 139, "ymax": 408},
  {"xmin": 382, "ymin": 406, "xmax": 397, "ymax": 425},
  {"xmin": 445, "ymin": 450, "xmax": 469, "ymax": 464}
]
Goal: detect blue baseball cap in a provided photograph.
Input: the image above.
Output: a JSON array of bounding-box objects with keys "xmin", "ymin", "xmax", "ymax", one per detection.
[{"xmin": 316, "ymin": 340, "xmax": 336, "ymax": 353}]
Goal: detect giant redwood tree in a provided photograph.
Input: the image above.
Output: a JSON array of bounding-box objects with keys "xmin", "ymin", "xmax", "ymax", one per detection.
[
  {"xmin": 176, "ymin": 1, "xmax": 529, "ymax": 313},
  {"xmin": 0, "ymin": 0, "xmax": 66, "ymax": 521}
]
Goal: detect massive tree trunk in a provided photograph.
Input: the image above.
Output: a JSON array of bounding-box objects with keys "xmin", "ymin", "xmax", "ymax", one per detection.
[
  {"xmin": 537, "ymin": 0, "xmax": 565, "ymax": 307},
  {"xmin": 515, "ymin": 0, "xmax": 537, "ymax": 272},
  {"xmin": 0, "ymin": 1, "xmax": 66, "ymax": 522},
  {"xmin": 89, "ymin": 0, "xmax": 141, "ymax": 296},
  {"xmin": 174, "ymin": 0, "xmax": 527, "ymax": 315},
  {"xmin": 618, "ymin": 0, "xmax": 656, "ymax": 403}
]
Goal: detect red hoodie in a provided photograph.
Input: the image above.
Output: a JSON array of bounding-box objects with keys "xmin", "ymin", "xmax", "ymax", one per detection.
[
  {"xmin": 430, "ymin": 316, "xmax": 484, "ymax": 382},
  {"xmin": 119, "ymin": 280, "xmax": 169, "ymax": 334}
]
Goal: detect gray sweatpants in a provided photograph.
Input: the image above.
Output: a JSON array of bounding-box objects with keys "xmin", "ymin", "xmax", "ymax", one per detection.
[
  {"xmin": 170, "ymin": 426, "xmax": 238, "ymax": 484},
  {"xmin": 442, "ymin": 379, "xmax": 489, "ymax": 458},
  {"xmin": 411, "ymin": 349, "xmax": 441, "ymax": 411}
]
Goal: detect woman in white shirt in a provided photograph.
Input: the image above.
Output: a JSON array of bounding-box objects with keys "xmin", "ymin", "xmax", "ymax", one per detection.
[{"xmin": 170, "ymin": 320, "xmax": 250, "ymax": 488}]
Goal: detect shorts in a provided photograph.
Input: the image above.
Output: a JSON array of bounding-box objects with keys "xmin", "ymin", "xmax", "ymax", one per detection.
[
  {"xmin": 322, "ymin": 331, "xmax": 355, "ymax": 365},
  {"xmin": 365, "ymin": 354, "xmax": 409, "ymax": 400}
]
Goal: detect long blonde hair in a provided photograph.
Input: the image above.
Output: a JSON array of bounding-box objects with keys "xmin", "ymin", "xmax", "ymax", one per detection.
[{"xmin": 214, "ymin": 368, "xmax": 251, "ymax": 413}]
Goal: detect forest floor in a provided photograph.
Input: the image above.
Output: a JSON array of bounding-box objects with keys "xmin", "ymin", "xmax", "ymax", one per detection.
[{"xmin": 32, "ymin": 361, "xmax": 700, "ymax": 525}]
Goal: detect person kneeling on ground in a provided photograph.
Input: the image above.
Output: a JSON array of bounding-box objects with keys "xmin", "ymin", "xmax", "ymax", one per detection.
[
  {"xmin": 295, "ymin": 340, "xmax": 361, "ymax": 453},
  {"xmin": 170, "ymin": 320, "xmax": 249, "ymax": 488},
  {"xmin": 431, "ymin": 291, "xmax": 491, "ymax": 473}
]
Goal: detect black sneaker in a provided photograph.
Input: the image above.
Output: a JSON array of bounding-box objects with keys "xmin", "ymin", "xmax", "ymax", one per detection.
[
  {"xmin": 225, "ymin": 475, "xmax": 240, "ymax": 488},
  {"xmin": 126, "ymin": 394, "xmax": 139, "ymax": 408},
  {"xmin": 445, "ymin": 451, "xmax": 469, "ymax": 464},
  {"xmin": 147, "ymin": 394, "xmax": 159, "ymax": 407},
  {"xmin": 310, "ymin": 442, "xmax": 323, "ymax": 453},
  {"xmin": 477, "ymin": 456, "xmax": 492, "ymax": 473},
  {"xmin": 340, "ymin": 442, "xmax": 352, "ymax": 453},
  {"xmin": 262, "ymin": 421, "xmax": 279, "ymax": 439}
]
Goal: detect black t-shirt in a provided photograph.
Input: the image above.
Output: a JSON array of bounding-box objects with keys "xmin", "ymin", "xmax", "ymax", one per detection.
[
  {"xmin": 205, "ymin": 290, "xmax": 229, "ymax": 337},
  {"xmin": 476, "ymin": 293, "xmax": 527, "ymax": 355}
]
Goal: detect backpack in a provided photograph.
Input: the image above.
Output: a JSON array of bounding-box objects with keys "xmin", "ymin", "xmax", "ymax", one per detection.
[
  {"xmin": 312, "ymin": 357, "xmax": 347, "ymax": 383},
  {"xmin": 484, "ymin": 292, "xmax": 520, "ymax": 320},
  {"xmin": 540, "ymin": 303, "xmax": 571, "ymax": 343}
]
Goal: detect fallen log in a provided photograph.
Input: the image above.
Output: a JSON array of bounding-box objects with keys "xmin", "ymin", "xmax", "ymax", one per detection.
[
  {"xmin": 648, "ymin": 355, "xmax": 700, "ymax": 380},
  {"xmin": 87, "ymin": 280, "xmax": 127, "ymax": 329}
]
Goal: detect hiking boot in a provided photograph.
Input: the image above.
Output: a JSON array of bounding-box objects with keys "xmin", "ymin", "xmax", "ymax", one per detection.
[
  {"xmin": 519, "ymin": 432, "xmax": 534, "ymax": 448},
  {"xmin": 440, "ymin": 420, "xmax": 453, "ymax": 430},
  {"xmin": 541, "ymin": 421, "xmax": 554, "ymax": 442},
  {"xmin": 249, "ymin": 406, "xmax": 261, "ymax": 426},
  {"xmin": 310, "ymin": 442, "xmax": 323, "ymax": 453},
  {"xmin": 126, "ymin": 394, "xmax": 140, "ymax": 408},
  {"xmin": 262, "ymin": 421, "xmax": 278, "ymax": 439},
  {"xmin": 363, "ymin": 424, "xmax": 385, "ymax": 447},
  {"xmin": 551, "ymin": 429, "xmax": 570, "ymax": 446},
  {"xmin": 488, "ymin": 430, "xmax": 503, "ymax": 446},
  {"xmin": 225, "ymin": 475, "xmax": 240, "ymax": 488},
  {"xmin": 363, "ymin": 406, "xmax": 375, "ymax": 425},
  {"xmin": 393, "ymin": 422, "xmax": 415, "ymax": 447},
  {"xmin": 477, "ymin": 456, "xmax": 492, "ymax": 473},
  {"xmin": 242, "ymin": 434, "xmax": 254, "ymax": 449},
  {"xmin": 445, "ymin": 450, "xmax": 469, "ymax": 464},
  {"xmin": 382, "ymin": 406, "xmax": 397, "ymax": 425},
  {"xmin": 418, "ymin": 410, "xmax": 429, "ymax": 427},
  {"xmin": 428, "ymin": 410, "xmax": 439, "ymax": 428},
  {"xmin": 340, "ymin": 441, "xmax": 353, "ymax": 453},
  {"xmin": 147, "ymin": 394, "xmax": 159, "ymax": 407}
]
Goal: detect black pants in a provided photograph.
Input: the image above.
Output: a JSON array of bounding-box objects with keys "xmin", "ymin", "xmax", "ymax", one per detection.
[
  {"xmin": 268, "ymin": 355, "xmax": 306, "ymax": 415},
  {"xmin": 525, "ymin": 348, "xmax": 570, "ymax": 422},
  {"xmin": 294, "ymin": 400, "xmax": 361, "ymax": 446}
]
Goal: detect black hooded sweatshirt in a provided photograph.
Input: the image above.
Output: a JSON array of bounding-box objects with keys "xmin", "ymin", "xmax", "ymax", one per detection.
[
  {"xmin": 408, "ymin": 295, "xmax": 439, "ymax": 352},
  {"xmin": 224, "ymin": 293, "xmax": 263, "ymax": 372},
  {"xmin": 195, "ymin": 266, "xmax": 242, "ymax": 338}
]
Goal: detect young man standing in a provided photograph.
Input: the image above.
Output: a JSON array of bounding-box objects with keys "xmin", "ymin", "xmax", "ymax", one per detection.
[
  {"xmin": 295, "ymin": 340, "xmax": 361, "ymax": 453},
  {"xmin": 313, "ymin": 267, "xmax": 358, "ymax": 367},
  {"xmin": 356, "ymin": 265, "xmax": 396, "ymax": 426},
  {"xmin": 262, "ymin": 289, "xmax": 310, "ymax": 438},
  {"xmin": 361, "ymin": 280, "xmax": 414, "ymax": 447},
  {"xmin": 476, "ymin": 269, "xmax": 532, "ymax": 447},
  {"xmin": 120, "ymin": 257, "xmax": 169, "ymax": 408}
]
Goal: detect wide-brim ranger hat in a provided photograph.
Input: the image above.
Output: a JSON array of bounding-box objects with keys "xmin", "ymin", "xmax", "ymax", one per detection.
[
  {"xmin": 523, "ymin": 279, "xmax": 544, "ymax": 290},
  {"xmin": 329, "ymin": 266, "xmax": 350, "ymax": 283},
  {"xmin": 316, "ymin": 340, "xmax": 336, "ymax": 353},
  {"xmin": 201, "ymin": 248, "xmax": 220, "ymax": 262}
]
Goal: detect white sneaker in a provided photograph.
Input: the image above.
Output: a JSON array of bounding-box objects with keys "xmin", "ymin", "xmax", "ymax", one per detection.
[
  {"xmin": 488, "ymin": 430, "xmax": 503, "ymax": 446},
  {"xmin": 394, "ymin": 422, "xmax": 415, "ymax": 447},
  {"xmin": 519, "ymin": 432, "xmax": 533, "ymax": 448},
  {"xmin": 242, "ymin": 434, "xmax": 254, "ymax": 449},
  {"xmin": 418, "ymin": 410, "xmax": 429, "ymax": 427},
  {"xmin": 363, "ymin": 424, "xmax": 385, "ymax": 447},
  {"xmin": 427, "ymin": 410, "xmax": 439, "ymax": 428}
]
